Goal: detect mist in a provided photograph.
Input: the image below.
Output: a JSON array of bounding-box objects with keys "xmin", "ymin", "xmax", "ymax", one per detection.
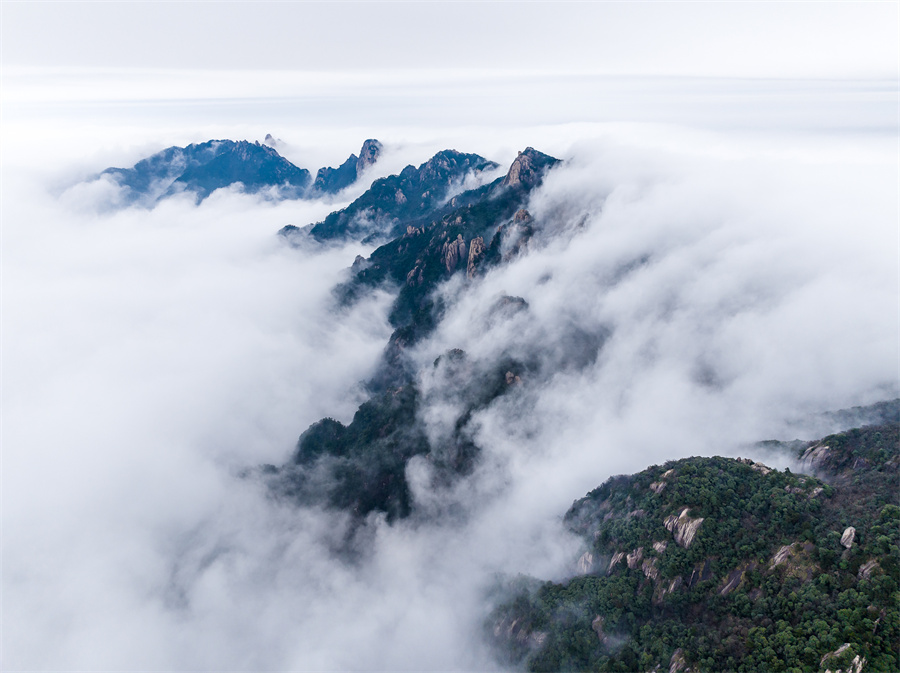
[{"xmin": 3, "ymin": 72, "xmax": 898, "ymax": 670}]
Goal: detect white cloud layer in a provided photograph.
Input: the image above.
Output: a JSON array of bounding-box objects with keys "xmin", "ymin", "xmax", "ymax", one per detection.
[{"xmin": 2, "ymin": 68, "xmax": 898, "ymax": 670}]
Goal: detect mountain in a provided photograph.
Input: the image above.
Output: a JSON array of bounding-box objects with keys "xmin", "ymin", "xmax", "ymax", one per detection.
[
  {"xmin": 312, "ymin": 139, "xmax": 383, "ymax": 194},
  {"xmin": 264, "ymin": 147, "xmax": 561, "ymax": 521},
  {"xmin": 487, "ymin": 420, "xmax": 899, "ymax": 673},
  {"xmin": 102, "ymin": 139, "xmax": 311, "ymax": 204},
  {"xmin": 281, "ymin": 148, "xmax": 503, "ymax": 242},
  {"xmin": 98, "ymin": 138, "xmax": 382, "ymax": 205}
]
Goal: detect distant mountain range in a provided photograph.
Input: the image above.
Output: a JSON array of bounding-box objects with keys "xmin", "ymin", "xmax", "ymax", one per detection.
[{"xmin": 98, "ymin": 138, "xmax": 382, "ymax": 205}]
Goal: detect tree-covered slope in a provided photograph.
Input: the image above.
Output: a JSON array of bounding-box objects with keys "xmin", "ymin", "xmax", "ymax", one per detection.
[
  {"xmin": 488, "ymin": 423, "xmax": 899, "ymax": 673},
  {"xmin": 264, "ymin": 148, "xmax": 562, "ymax": 522},
  {"xmin": 291, "ymin": 148, "xmax": 501, "ymax": 242}
]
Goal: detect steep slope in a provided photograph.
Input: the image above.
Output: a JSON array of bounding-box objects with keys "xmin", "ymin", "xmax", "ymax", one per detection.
[
  {"xmin": 283, "ymin": 149, "xmax": 502, "ymax": 242},
  {"xmin": 488, "ymin": 422, "xmax": 899, "ymax": 673},
  {"xmin": 169, "ymin": 140, "xmax": 311, "ymax": 200},
  {"xmin": 311, "ymin": 139, "xmax": 383, "ymax": 194},
  {"xmin": 102, "ymin": 139, "xmax": 311, "ymax": 204},
  {"xmin": 264, "ymin": 148, "xmax": 562, "ymax": 522}
]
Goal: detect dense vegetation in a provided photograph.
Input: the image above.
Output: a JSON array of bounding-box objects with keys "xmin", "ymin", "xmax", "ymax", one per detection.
[
  {"xmin": 489, "ymin": 423, "xmax": 899, "ymax": 672},
  {"xmin": 265, "ymin": 149, "xmax": 563, "ymax": 522}
]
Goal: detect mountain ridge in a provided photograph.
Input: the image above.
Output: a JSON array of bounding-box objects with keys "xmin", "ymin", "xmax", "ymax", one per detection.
[{"xmin": 97, "ymin": 137, "xmax": 382, "ymax": 205}]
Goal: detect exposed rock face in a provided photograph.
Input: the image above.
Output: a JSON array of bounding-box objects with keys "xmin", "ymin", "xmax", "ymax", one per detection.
[
  {"xmin": 820, "ymin": 644, "xmax": 866, "ymax": 673},
  {"xmin": 858, "ymin": 558, "xmax": 880, "ymax": 579},
  {"xmin": 687, "ymin": 559, "xmax": 713, "ymax": 588},
  {"xmin": 841, "ymin": 526, "xmax": 856, "ymax": 549},
  {"xmin": 650, "ymin": 481, "xmax": 666, "ymax": 494},
  {"xmin": 626, "ymin": 547, "xmax": 644, "ymax": 570},
  {"xmin": 501, "ymin": 147, "xmax": 558, "ymax": 189},
  {"xmin": 738, "ymin": 457, "xmax": 773, "ymax": 475},
  {"xmin": 442, "ymin": 234, "xmax": 467, "ymax": 272},
  {"xmin": 350, "ymin": 255, "xmax": 369, "ymax": 272},
  {"xmin": 492, "ymin": 616, "xmax": 547, "ymax": 649},
  {"xmin": 576, "ymin": 551, "xmax": 594, "ymax": 575},
  {"xmin": 505, "ymin": 371, "xmax": 522, "ymax": 385},
  {"xmin": 800, "ymin": 443, "xmax": 831, "ymax": 472},
  {"xmin": 653, "ymin": 541, "xmax": 668, "ymax": 554},
  {"xmin": 642, "ymin": 557, "xmax": 659, "ymax": 580},
  {"xmin": 357, "ymin": 139, "xmax": 382, "ymax": 173},
  {"xmin": 718, "ymin": 562, "xmax": 757, "ymax": 596},
  {"xmin": 466, "ymin": 236, "xmax": 485, "ymax": 279},
  {"xmin": 669, "ymin": 648, "xmax": 688, "ymax": 673},
  {"xmin": 591, "ymin": 615, "xmax": 605, "ymax": 642},
  {"xmin": 772, "ymin": 544, "xmax": 794, "ymax": 567},
  {"xmin": 654, "ymin": 575, "xmax": 683, "ymax": 604},
  {"xmin": 664, "ymin": 507, "xmax": 705, "ymax": 548},
  {"xmin": 514, "ymin": 208, "xmax": 532, "ymax": 223},
  {"xmin": 307, "ymin": 148, "xmax": 497, "ymax": 240},
  {"xmin": 607, "ymin": 551, "xmax": 625, "ymax": 574},
  {"xmin": 313, "ymin": 139, "xmax": 381, "ymax": 194}
]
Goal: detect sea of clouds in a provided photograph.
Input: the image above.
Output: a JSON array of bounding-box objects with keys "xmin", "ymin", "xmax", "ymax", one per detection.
[{"xmin": 3, "ymin": 72, "xmax": 898, "ymax": 669}]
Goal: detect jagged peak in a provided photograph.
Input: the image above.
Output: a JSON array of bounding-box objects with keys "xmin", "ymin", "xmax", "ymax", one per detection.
[
  {"xmin": 357, "ymin": 139, "xmax": 382, "ymax": 173},
  {"xmin": 501, "ymin": 147, "xmax": 559, "ymax": 189}
]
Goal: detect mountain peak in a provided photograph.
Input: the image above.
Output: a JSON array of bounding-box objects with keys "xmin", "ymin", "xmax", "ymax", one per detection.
[
  {"xmin": 501, "ymin": 147, "xmax": 559, "ymax": 189},
  {"xmin": 357, "ymin": 139, "xmax": 383, "ymax": 174}
]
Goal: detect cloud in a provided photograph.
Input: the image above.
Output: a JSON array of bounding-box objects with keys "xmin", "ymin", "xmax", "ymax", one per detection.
[{"xmin": 2, "ymin": 101, "xmax": 897, "ymax": 671}]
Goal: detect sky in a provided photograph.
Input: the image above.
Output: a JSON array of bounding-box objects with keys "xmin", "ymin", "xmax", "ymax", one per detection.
[{"xmin": 2, "ymin": 1, "xmax": 899, "ymax": 671}]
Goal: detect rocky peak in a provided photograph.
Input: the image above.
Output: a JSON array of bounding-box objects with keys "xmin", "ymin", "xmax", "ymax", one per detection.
[
  {"xmin": 664, "ymin": 507, "xmax": 705, "ymax": 548},
  {"xmin": 357, "ymin": 139, "xmax": 382, "ymax": 173},
  {"xmin": 501, "ymin": 147, "xmax": 559, "ymax": 189}
]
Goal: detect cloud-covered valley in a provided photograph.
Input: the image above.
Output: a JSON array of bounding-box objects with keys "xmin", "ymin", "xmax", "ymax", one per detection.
[{"xmin": 2, "ymin": 113, "xmax": 897, "ymax": 671}]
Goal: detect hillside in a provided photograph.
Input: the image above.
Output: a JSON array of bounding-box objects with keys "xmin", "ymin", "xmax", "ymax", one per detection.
[
  {"xmin": 265, "ymin": 147, "xmax": 562, "ymax": 522},
  {"xmin": 487, "ymin": 423, "xmax": 899, "ymax": 672}
]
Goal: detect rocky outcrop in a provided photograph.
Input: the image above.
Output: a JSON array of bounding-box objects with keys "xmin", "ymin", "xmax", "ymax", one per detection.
[
  {"xmin": 649, "ymin": 481, "xmax": 666, "ymax": 494},
  {"xmin": 738, "ymin": 457, "xmax": 773, "ymax": 475},
  {"xmin": 669, "ymin": 648, "xmax": 689, "ymax": 673},
  {"xmin": 858, "ymin": 558, "xmax": 880, "ymax": 579},
  {"xmin": 664, "ymin": 508, "xmax": 704, "ymax": 548},
  {"xmin": 719, "ymin": 562, "xmax": 757, "ymax": 596},
  {"xmin": 501, "ymin": 147, "xmax": 558, "ymax": 189},
  {"xmin": 820, "ymin": 644, "xmax": 866, "ymax": 673},
  {"xmin": 313, "ymin": 139, "xmax": 382, "ymax": 194},
  {"xmin": 591, "ymin": 615, "xmax": 605, "ymax": 642},
  {"xmin": 800, "ymin": 443, "xmax": 831, "ymax": 472},
  {"xmin": 654, "ymin": 575, "xmax": 683, "ymax": 604},
  {"xmin": 505, "ymin": 371, "xmax": 522, "ymax": 386},
  {"xmin": 356, "ymin": 139, "xmax": 382, "ymax": 173},
  {"xmin": 653, "ymin": 541, "xmax": 668, "ymax": 554},
  {"xmin": 442, "ymin": 234, "xmax": 468, "ymax": 273},
  {"xmin": 687, "ymin": 559, "xmax": 713, "ymax": 588},
  {"xmin": 576, "ymin": 551, "xmax": 594, "ymax": 575},
  {"xmin": 841, "ymin": 526, "xmax": 856, "ymax": 549},
  {"xmin": 466, "ymin": 236, "xmax": 485, "ymax": 279},
  {"xmin": 642, "ymin": 557, "xmax": 659, "ymax": 580},
  {"xmin": 607, "ymin": 551, "xmax": 625, "ymax": 574},
  {"xmin": 772, "ymin": 544, "xmax": 795, "ymax": 567},
  {"xmin": 492, "ymin": 616, "xmax": 547, "ymax": 649},
  {"xmin": 626, "ymin": 547, "xmax": 644, "ymax": 570}
]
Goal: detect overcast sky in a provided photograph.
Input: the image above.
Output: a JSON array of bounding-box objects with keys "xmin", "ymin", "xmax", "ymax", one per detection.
[{"xmin": 3, "ymin": 1, "xmax": 898, "ymax": 78}]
